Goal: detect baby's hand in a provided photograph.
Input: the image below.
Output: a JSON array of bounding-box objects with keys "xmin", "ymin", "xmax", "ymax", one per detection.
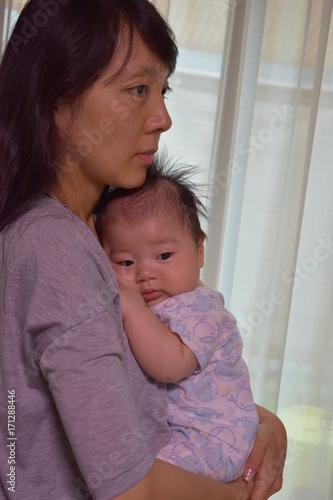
[{"xmin": 119, "ymin": 289, "xmax": 146, "ymax": 322}]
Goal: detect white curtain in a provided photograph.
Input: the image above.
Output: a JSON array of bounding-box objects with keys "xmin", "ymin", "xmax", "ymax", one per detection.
[
  {"xmin": 1, "ymin": 1, "xmax": 11, "ymax": 53},
  {"xmin": 2, "ymin": 1, "xmax": 333, "ymax": 498},
  {"xmin": 156, "ymin": 0, "xmax": 333, "ymax": 498}
]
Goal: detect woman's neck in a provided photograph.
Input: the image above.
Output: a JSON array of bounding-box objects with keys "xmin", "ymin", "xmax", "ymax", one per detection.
[{"xmin": 51, "ymin": 185, "xmax": 102, "ymax": 239}]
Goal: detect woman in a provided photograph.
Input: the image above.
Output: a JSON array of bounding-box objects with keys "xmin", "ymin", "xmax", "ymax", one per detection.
[{"xmin": 0, "ymin": 1, "xmax": 286, "ymax": 499}]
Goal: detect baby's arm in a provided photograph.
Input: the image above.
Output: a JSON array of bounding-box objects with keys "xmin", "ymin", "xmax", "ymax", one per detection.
[{"xmin": 120, "ymin": 290, "xmax": 198, "ymax": 383}]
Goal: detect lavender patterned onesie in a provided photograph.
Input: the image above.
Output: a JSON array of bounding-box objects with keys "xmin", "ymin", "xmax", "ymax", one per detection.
[{"xmin": 153, "ymin": 286, "xmax": 259, "ymax": 482}]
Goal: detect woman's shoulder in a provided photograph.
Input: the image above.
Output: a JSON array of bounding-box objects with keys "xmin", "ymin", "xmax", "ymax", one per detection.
[
  {"xmin": 4, "ymin": 196, "xmax": 97, "ymax": 253},
  {"xmin": 6, "ymin": 196, "xmax": 90, "ymax": 241},
  {"xmin": 1, "ymin": 196, "xmax": 120, "ymax": 337},
  {"xmin": 2, "ymin": 195, "xmax": 117, "ymax": 287}
]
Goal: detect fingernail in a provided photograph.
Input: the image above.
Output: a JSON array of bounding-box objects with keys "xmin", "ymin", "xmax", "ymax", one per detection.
[{"xmin": 243, "ymin": 468, "xmax": 256, "ymax": 482}]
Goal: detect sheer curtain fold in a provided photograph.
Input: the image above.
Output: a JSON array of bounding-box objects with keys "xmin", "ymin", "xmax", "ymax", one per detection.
[
  {"xmin": 150, "ymin": 0, "xmax": 170, "ymax": 19},
  {"xmin": 203, "ymin": 0, "xmax": 252, "ymax": 290},
  {"xmin": 209, "ymin": 0, "xmax": 267, "ymax": 302},
  {"xmin": 275, "ymin": 2, "xmax": 333, "ymax": 497},
  {"xmin": 0, "ymin": 1, "xmax": 6, "ymax": 53},
  {"xmin": 1, "ymin": 0, "xmax": 14, "ymax": 55},
  {"xmin": 161, "ymin": 1, "xmax": 333, "ymax": 497}
]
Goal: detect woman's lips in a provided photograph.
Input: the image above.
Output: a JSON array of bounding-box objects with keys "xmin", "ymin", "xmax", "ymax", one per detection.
[
  {"xmin": 136, "ymin": 153, "xmax": 154, "ymax": 164},
  {"xmin": 136, "ymin": 150, "xmax": 157, "ymax": 165}
]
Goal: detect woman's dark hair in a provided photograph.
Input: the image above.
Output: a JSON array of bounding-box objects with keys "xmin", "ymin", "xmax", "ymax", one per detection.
[
  {"xmin": 0, "ymin": 0, "xmax": 178, "ymax": 232},
  {"xmin": 95, "ymin": 154, "xmax": 207, "ymax": 246}
]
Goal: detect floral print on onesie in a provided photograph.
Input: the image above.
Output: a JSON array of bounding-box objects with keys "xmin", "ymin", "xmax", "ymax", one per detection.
[{"xmin": 153, "ymin": 286, "xmax": 259, "ymax": 482}]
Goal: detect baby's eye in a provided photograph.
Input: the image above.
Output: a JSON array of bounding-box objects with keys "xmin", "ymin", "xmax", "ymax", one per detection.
[
  {"xmin": 118, "ymin": 260, "xmax": 134, "ymax": 267},
  {"xmin": 157, "ymin": 252, "xmax": 172, "ymax": 261}
]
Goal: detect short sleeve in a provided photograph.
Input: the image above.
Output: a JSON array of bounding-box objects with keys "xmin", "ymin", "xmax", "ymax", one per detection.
[
  {"xmin": 40, "ymin": 311, "xmax": 154, "ymax": 499},
  {"xmin": 152, "ymin": 288, "xmax": 239, "ymax": 372}
]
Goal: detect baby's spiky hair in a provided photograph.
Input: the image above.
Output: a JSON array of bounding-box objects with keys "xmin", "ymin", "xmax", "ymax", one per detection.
[{"xmin": 95, "ymin": 154, "xmax": 207, "ymax": 245}]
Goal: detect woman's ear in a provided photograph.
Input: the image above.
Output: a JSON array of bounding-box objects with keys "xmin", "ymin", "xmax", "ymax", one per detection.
[{"xmin": 198, "ymin": 237, "xmax": 205, "ymax": 268}]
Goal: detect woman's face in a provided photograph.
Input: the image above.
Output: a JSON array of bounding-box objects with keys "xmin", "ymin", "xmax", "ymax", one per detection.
[{"xmin": 55, "ymin": 32, "xmax": 172, "ymax": 199}]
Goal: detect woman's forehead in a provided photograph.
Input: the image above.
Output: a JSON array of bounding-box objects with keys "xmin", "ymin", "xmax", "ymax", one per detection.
[{"xmin": 102, "ymin": 30, "xmax": 169, "ymax": 83}]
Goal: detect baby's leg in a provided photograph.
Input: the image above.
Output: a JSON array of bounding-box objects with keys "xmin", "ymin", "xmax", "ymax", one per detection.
[
  {"xmin": 157, "ymin": 427, "xmax": 245, "ymax": 482},
  {"xmin": 156, "ymin": 429, "xmax": 208, "ymax": 477}
]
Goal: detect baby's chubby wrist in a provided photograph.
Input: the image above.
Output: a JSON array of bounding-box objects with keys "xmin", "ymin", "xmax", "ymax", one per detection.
[{"xmin": 119, "ymin": 289, "xmax": 147, "ymax": 321}]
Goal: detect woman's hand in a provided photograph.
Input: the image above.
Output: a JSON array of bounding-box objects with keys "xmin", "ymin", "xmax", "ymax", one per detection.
[
  {"xmin": 113, "ymin": 458, "xmax": 255, "ymax": 500},
  {"xmin": 243, "ymin": 405, "xmax": 287, "ymax": 499}
]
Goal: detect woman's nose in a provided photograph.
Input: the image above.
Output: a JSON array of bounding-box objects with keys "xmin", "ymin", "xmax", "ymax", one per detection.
[{"xmin": 145, "ymin": 98, "xmax": 172, "ymax": 134}]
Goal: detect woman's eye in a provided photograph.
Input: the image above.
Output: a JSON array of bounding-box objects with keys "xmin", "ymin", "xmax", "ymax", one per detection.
[
  {"xmin": 119, "ymin": 260, "xmax": 133, "ymax": 267},
  {"xmin": 130, "ymin": 85, "xmax": 148, "ymax": 97},
  {"xmin": 158, "ymin": 253, "xmax": 172, "ymax": 261},
  {"xmin": 162, "ymin": 86, "xmax": 172, "ymax": 99}
]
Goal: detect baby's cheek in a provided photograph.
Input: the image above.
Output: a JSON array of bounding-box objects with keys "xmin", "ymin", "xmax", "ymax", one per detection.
[
  {"xmin": 108, "ymin": 264, "xmax": 127, "ymax": 288},
  {"xmin": 116, "ymin": 272, "xmax": 137, "ymax": 292}
]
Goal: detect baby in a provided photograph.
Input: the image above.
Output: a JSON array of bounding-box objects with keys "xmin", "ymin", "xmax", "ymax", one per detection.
[{"xmin": 95, "ymin": 157, "xmax": 259, "ymax": 482}]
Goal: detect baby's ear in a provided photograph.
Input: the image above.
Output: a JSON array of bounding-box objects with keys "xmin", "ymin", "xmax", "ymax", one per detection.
[{"xmin": 198, "ymin": 237, "xmax": 205, "ymax": 268}]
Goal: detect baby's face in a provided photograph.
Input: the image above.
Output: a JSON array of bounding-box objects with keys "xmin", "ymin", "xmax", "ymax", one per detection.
[{"xmin": 102, "ymin": 212, "xmax": 204, "ymax": 307}]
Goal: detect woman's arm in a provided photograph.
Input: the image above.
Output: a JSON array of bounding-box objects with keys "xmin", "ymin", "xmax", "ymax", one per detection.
[
  {"xmin": 243, "ymin": 405, "xmax": 287, "ymax": 499},
  {"xmin": 111, "ymin": 407, "xmax": 286, "ymax": 500},
  {"xmin": 113, "ymin": 458, "xmax": 254, "ymax": 500},
  {"xmin": 120, "ymin": 290, "xmax": 198, "ymax": 382}
]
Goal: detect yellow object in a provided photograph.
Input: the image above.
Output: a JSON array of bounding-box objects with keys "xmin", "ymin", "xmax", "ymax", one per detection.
[{"xmin": 277, "ymin": 405, "xmax": 333, "ymax": 499}]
